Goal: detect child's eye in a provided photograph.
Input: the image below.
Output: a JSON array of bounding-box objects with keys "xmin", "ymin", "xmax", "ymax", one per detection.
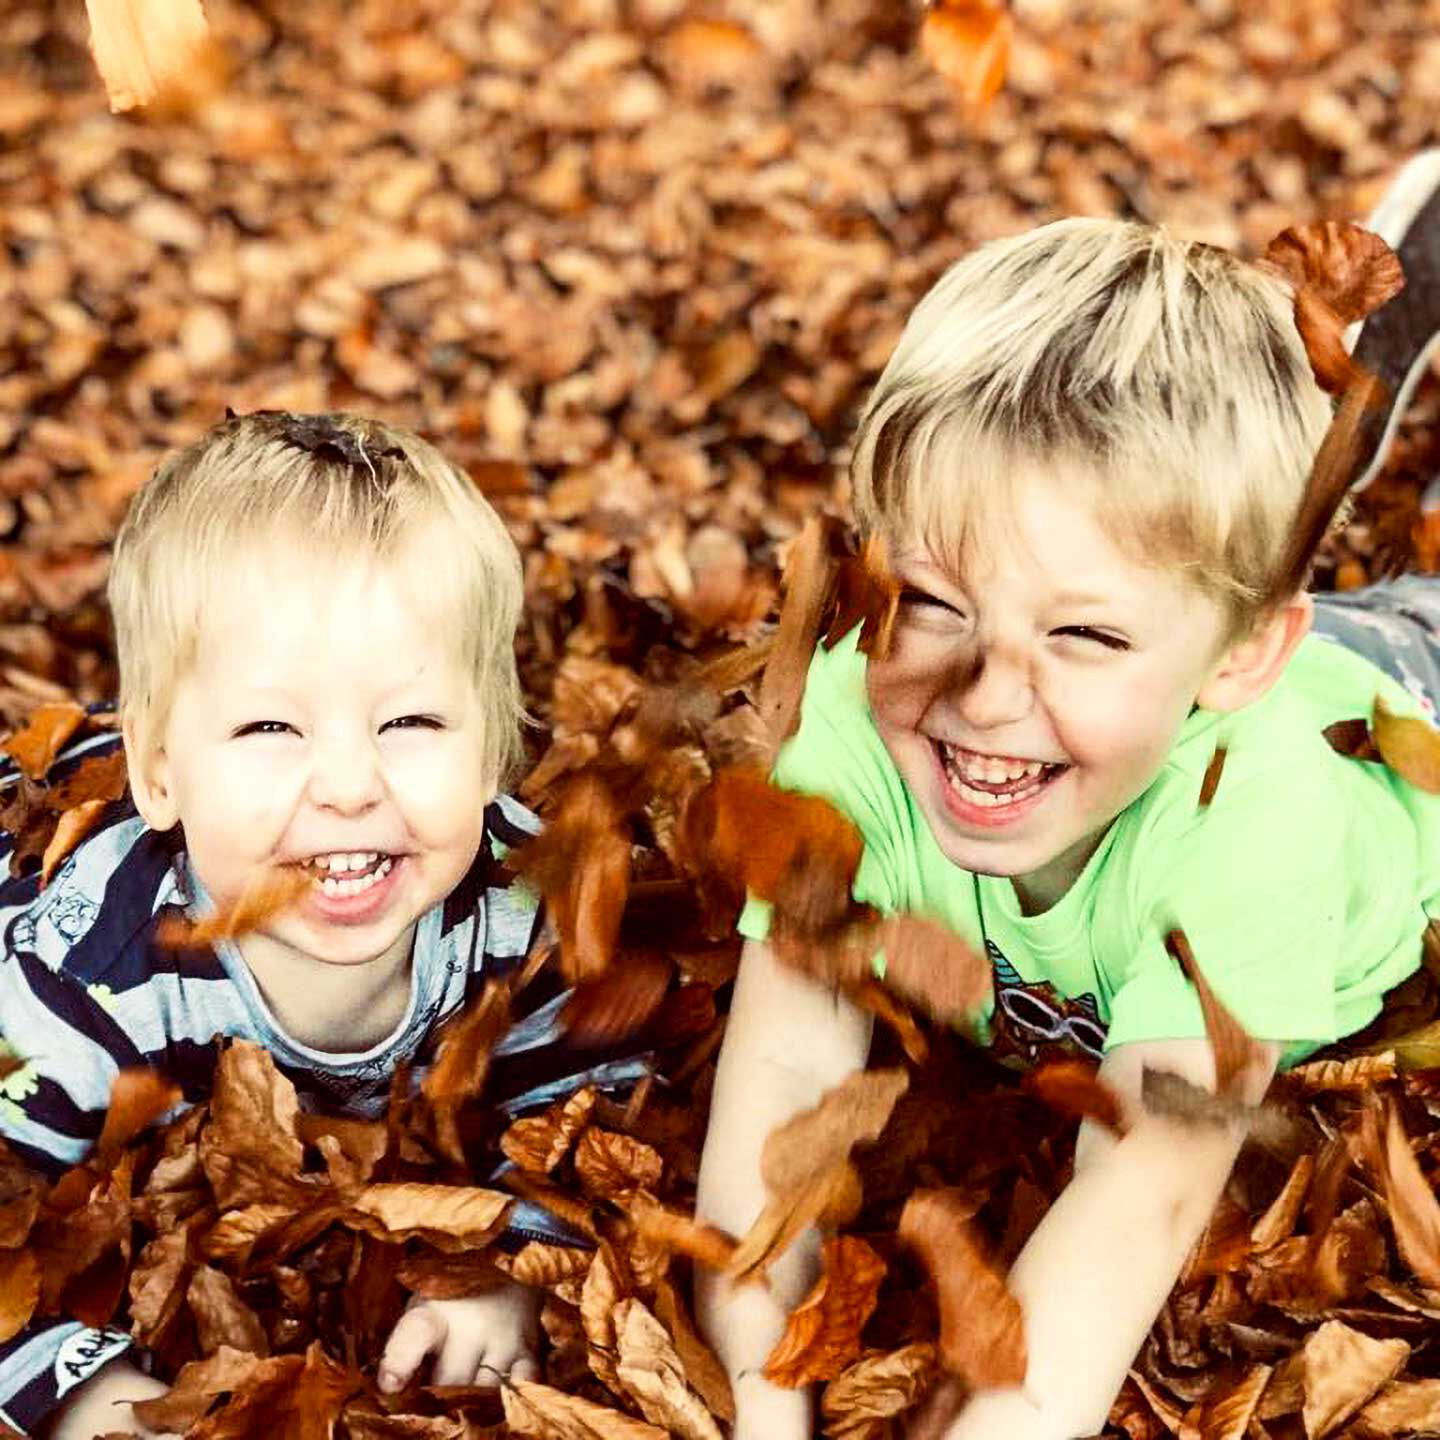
[
  {"xmin": 233, "ymin": 721, "xmax": 294, "ymax": 737},
  {"xmin": 898, "ymin": 586, "xmax": 964, "ymax": 618},
  {"xmin": 382, "ymin": 715, "xmax": 444, "ymax": 731},
  {"xmin": 1054, "ymin": 626, "xmax": 1129, "ymax": 651}
]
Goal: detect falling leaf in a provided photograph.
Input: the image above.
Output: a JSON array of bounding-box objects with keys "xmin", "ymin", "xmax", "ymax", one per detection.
[
  {"xmin": 628, "ymin": 1194, "xmax": 739, "ymax": 1271},
  {"xmin": 920, "ymin": 0, "xmax": 1012, "ymax": 111},
  {"xmin": 39, "ymin": 798, "xmax": 108, "ymax": 886},
  {"xmin": 1164, "ymin": 929, "xmax": 1269, "ymax": 1099},
  {"xmin": 1299, "ymin": 1321, "xmax": 1408, "ymax": 1439},
  {"xmin": 1371, "ymin": 695, "xmax": 1440, "ymax": 793},
  {"xmin": 822, "ymin": 535, "xmax": 900, "ymax": 663},
  {"xmin": 614, "ymin": 1297, "xmax": 723, "ymax": 1440},
  {"xmin": 502, "ymin": 1377, "xmax": 668, "ymax": 1440},
  {"xmin": 1198, "ymin": 746, "xmax": 1228, "ymax": 808},
  {"xmin": 1365, "ymin": 1101, "xmax": 1440, "ymax": 1289},
  {"xmin": 899, "ymin": 1188, "xmax": 1026, "ymax": 1389},
  {"xmin": 97, "ymin": 1068, "xmax": 182, "ymax": 1165},
  {"xmin": 198, "ymin": 1042, "xmax": 312, "ymax": 1208},
  {"xmin": 1323, "ymin": 717, "xmax": 1381, "ymax": 763},
  {"xmin": 1023, "ymin": 1060, "xmax": 1128, "ymax": 1136},
  {"xmin": 85, "ymin": 0, "xmax": 217, "ymax": 112},
  {"xmin": 419, "ymin": 978, "xmax": 513, "ymax": 1165},
  {"xmin": 0, "ymin": 700, "xmax": 85, "ymax": 780},
  {"xmin": 563, "ymin": 952, "xmax": 673, "ymax": 1047},
  {"xmin": 513, "ymin": 777, "xmax": 631, "ymax": 983},
  {"xmin": 764, "ymin": 1236, "xmax": 886, "ymax": 1388},
  {"xmin": 157, "ymin": 866, "xmax": 312, "ymax": 949}
]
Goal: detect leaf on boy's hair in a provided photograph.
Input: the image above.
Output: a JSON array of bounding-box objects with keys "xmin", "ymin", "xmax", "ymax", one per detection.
[
  {"xmin": 38, "ymin": 799, "xmax": 107, "ymax": 888},
  {"xmin": 85, "ymin": 0, "xmax": 221, "ymax": 113},
  {"xmin": 1164, "ymin": 928, "xmax": 1269, "ymax": 1100},
  {"xmin": 0, "ymin": 700, "xmax": 85, "ymax": 782},
  {"xmin": 764, "ymin": 1236, "xmax": 886, "ymax": 1388},
  {"xmin": 156, "ymin": 866, "xmax": 312, "ymax": 949},
  {"xmin": 512, "ymin": 775, "xmax": 630, "ymax": 984},
  {"xmin": 1323, "ymin": 717, "xmax": 1382, "ymax": 764},
  {"xmin": 920, "ymin": 0, "xmax": 1012, "ymax": 112},
  {"xmin": 822, "ymin": 534, "xmax": 900, "ymax": 664},
  {"xmin": 757, "ymin": 516, "xmax": 842, "ymax": 752},
  {"xmin": 899, "ymin": 1187, "xmax": 1027, "ymax": 1389},
  {"xmin": 1371, "ymin": 695, "xmax": 1440, "ymax": 794},
  {"xmin": 1023, "ymin": 1060, "xmax": 1128, "ymax": 1136}
]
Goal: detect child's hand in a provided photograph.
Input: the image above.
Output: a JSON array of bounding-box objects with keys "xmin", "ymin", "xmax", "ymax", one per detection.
[{"xmin": 378, "ymin": 1282, "xmax": 540, "ymax": 1393}]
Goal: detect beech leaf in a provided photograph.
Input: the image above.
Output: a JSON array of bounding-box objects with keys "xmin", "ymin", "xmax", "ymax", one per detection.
[{"xmin": 764, "ymin": 1235, "xmax": 886, "ymax": 1388}]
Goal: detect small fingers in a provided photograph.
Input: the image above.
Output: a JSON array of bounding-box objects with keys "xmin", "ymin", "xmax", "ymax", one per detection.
[
  {"xmin": 432, "ymin": 1333, "xmax": 492, "ymax": 1388},
  {"xmin": 508, "ymin": 1351, "xmax": 540, "ymax": 1384},
  {"xmin": 378, "ymin": 1305, "xmax": 447, "ymax": 1394}
]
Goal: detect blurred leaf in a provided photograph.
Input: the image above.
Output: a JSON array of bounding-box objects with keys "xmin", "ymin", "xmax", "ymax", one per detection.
[{"xmin": 764, "ymin": 1236, "xmax": 886, "ymax": 1388}]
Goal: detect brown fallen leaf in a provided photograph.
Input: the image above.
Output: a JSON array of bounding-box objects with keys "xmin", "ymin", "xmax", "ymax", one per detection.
[
  {"xmin": 1198, "ymin": 745, "xmax": 1228, "ymax": 809},
  {"xmin": 0, "ymin": 1248, "xmax": 40, "ymax": 1345},
  {"xmin": 1164, "ymin": 929, "xmax": 1269, "ymax": 1098},
  {"xmin": 1323, "ymin": 716, "xmax": 1382, "ymax": 764},
  {"xmin": 502, "ymin": 1088, "xmax": 599, "ymax": 1175},
  {"xmin": 1353, "ymin": 1378, "xmax": 1440, "ymax": 1437},
  {"xmin": 1284, "ymin": 1052, "xmax": 1397, "ymax": 1093},
  {"xmin": 1251, "ymin": 1154, "xmax": 1315, "ymax": 1251},
  {"xmin": 1364, "ymin": 1100, "xmax": 1440, "ymax": 1289},
  {"xmin": 156, "ymin": 866, "xmax": 312, "ymax": 949},
  {"xmin": 653, "ymin": 1277, "xmax": 735, "ymax": 1424},
  {"xmin": 97, "ymin": 1069, "xmax": 182, "ymax": 1166},
  {"xmin": 187, "ymin": 1264, "xmax": 269, "ymax": 1357},
  {"xmin": 573, "ymin": 1127, "xmax": 664, "ymax": 1201},
  {"xmin": 899, "ymin": 1188, "xmax": 1026, "ymax": 1390},
  {"xmin": 1372, "ymin": 694, "xmax": 1440, "ymax": 794},
  {"xmin": 0, "ymin": 700, "xmax": 85, "ymax": 781},
  {"xmin": 1180, "ymin": 1364, "xmax": 1272, "ymax": 1440},
  {"xmin": 132, "ymin": 1345, "xmax": 266, "ymax": 1433},
  {"xmin": 821, "ymin": 1343, "xmax": 938, "ymax": 1439},
  {"xmin": 764, "ymin": 1235, "xmax": 886, "ymax": 1388},
  {"xmin": 39, "ymin": 797, "xmax": 108, "ymax": 886},
  {"xmin": 1023, "ymin": 1060, "xmax": 1128, "ymax": 1137},
  {"xmin": 502, "ymin": 1377, "xmax": 668, "ymax": 1440},
  {"xmin": 613, "ymin": 1297, "xmax": 723, "ymax": 1440},
  {"xmin": 822, "ymin": 534, "xmax": 900, "ymax": 663},
  {"xmin": 1298, "ymin": 1320, "xmax": 1409, "ymax": 1439},
  {"xmin": 344, "ymin": 1184, "xmax": 513, "ymax": 1250}
]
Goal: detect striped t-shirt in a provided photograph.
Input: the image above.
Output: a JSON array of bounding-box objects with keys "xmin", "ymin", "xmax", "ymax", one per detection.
[{"xmin": 0, "ymin": 728, "xmax": 649, "ymax": 1433}]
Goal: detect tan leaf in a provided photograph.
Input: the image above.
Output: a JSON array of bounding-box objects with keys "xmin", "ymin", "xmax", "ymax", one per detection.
[
  {"xmin": 900, "ymin": 1188, "xmax": 1026, "ymax": 1390},
  {"xmin": 821, "ymin": 1344, "xmax": 938, "ymax": 1438},
  {"xmin": 0, "ymin": 701, "xmax": 85, "ymax": 780},
  {"xmin": 1372, "ymin": 696, "xmax": 1440, "ymax": 793},
  {"xmin": 653, "ymin": 1277, "xmax": 734, "ymax": 1424},
  {"xmin": 199, "ymin": 1203, "xmax": 297, "ymax": 1266},
  {"xmin": 0, "ymin": 1249, "xmax": 39, "ymax": 1345},
  {"xmin": 501, "ymin": 1377, "xmax": 668, "ymax": 1440},
  {"xmin": 1251, "ymin": 1154, "xmax": 1314, "ymax": 1250},
  {"xmin": 132, "ymin": 1345, "xmax": 267, "ymax": 1433},
  {"xmin": 157, "ymin": 867, "xmax": 312, "ymax": 949},
  {"xmin": 502, "ymin": 1088, "xmax": 598, "ymax": 1175},
  {"xmin": 187, "ymin": 1264, "xmax": 269, "ymax": 1356},
  {"xmin": 39, "ymin": 799, "xmax": 107, "ymax": 887},
  {"xmin": 1387, "ymin": 1019, "xmax": 1440, "ymax": 1070},
  {"xmin": 580, "ymin": 1242, "xmax": 626, "ymax": 1394},
  {"xmin": 497, "ymin": 1243, "xmax": 594, "ymax": 1289},
  {"xmin": 345, "ymin": 1184, "xmax": 512, "ymax": 1250},
  {"xmin": 574, "ymin": 1128, "xmax": 663, "ymax": 1201},
  {"xmin": 1366, "ymin": 1101, "xmax": 1440, "ymax": 1288},
  {"xmin": 1354, "ymin": 1379, "xmax": 1440, "ymax": 1436},
  {"xmin": 1299, "ymin": 1321, "xmax": 1409, "ymax": 1439},
  {"xmin": 1181, "ymin": 1366, "xmax": 1272, "ymax": 1440},
  {"xmin": 764, "ymin": 1236, "xmax": 886, "ymax": 1388},
  {"xmin": 84, "ymin": 0, "xmax": 216, "ymax": 111},
  {"xmin": 613, "ymin": 1297, "xmax": 723, "ymax": 1440},
  {"xmin": 1285, "ymin": 1053, "xmax": 1397, "ymax": 1092}
]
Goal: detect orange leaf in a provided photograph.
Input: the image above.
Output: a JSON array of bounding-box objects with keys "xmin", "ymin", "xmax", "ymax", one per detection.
[
  {"xmin": 574, "ymin": 1128, "xmax": 664, "ymax": 1202},
  {"xmin": 0, "ymin": 701, "xmax": 85, "ymax": 781},
  {"xmin": 502, "ymin": 1088, "xmax": 598, "ymax": 1175},
  {"xmin": 628, "ymin": 1194, "xmax": 739, "ymax": 1272},
  {"xmin": 899, "ymin": 1188, "xmax": 1026, "ymax": 1390},
  {"xmin": 85, "ymin": 0, "xmax": 219, "ymax": 112},
  {"xmin": 39, "ymin": 798, "xmax": 107, "ymax": 888},
  {"xmin": 1372, "ymin": 695, "xmax": 1440, "ymax": 793},
  {"xmin": 1164, "ymin": 929, "xmax": 1268, "ymax": 1099},
  {"xmin": 822, "ymin": 535, "xmax": 900, "ymax": 663},
  {"xmin": 420, "ymin": 978, "xmax": 513, "ymax": 1165},
  {"xmin": 156, "ymin": 866, "xmax": 312, "ymax": 948},
  {"xmin": 1023, "ymin": 1060, "xmax": 1128, "ymax": 1136},
  {"xmin": 563, "ymin": 952, "xmax": 672, "ymax": 1047},
  {"xmin": 0, "ymin": 1248, "xmax": 39, "ymax": 1345},
  {"xmin": 764, "ymin": 1236, "xmax": 886, "ymax": 1388},
  {"xmin": 920, "ymin": 0, "xmax": 1012, "ymax": 111},
  {"xmin": 97, "ymin": 1068, "xmax": 182, "ymax": 1164}
]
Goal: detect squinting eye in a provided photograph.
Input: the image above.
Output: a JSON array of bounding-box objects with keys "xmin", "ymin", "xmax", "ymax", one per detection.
[
  {"xmin": 383, "ymin": 715, "xmax": 444, "ymax": 731},
  {"xmin": 1054, "ymin": 627, "xmax": 1129, "ymax": 651},
  {"xmin": 898, "ymin": 586, "xmax": 963, "ymax": 617},
  {"xmin": 234, "ymin": 721, "xmax": 294, "ymax": 737}
]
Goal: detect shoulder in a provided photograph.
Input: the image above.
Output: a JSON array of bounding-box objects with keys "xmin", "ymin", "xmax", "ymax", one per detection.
[{"xmin": 433, "ymin": 794, "xmax": 543, "ymax": 966}]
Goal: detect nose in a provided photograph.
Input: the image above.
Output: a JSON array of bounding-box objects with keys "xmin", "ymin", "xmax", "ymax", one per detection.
[
  {"xmin": 305, "ymin": 733, "xmax": 384, "ymax": 814},
  {"xmin": 948, "ymin": 644, "xmax": 1034, "ymax": 731}
]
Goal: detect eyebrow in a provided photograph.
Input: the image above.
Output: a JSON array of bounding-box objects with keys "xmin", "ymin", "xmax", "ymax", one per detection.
[{"xmin": 1049, "ymin": 590, "xmax": 1117, "ymax": 608}]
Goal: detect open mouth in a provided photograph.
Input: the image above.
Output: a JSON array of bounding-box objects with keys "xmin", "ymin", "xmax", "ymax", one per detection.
[
  {"xmin": 933, "ymin": 741, "xmax": 1071, "ymax": 811},
  {"xmin": 297, "ymin": 851, "xmax": 398, "ymax": 898}
]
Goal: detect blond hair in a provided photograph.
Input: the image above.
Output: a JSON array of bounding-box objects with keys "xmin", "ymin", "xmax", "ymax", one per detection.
[
  {"xmin": 850, "ymin": 218, "xmax": 1336, "ymax": 640},
  {"xmin": 109, "ymin": 411, "xmax": 526, "ymax": 789}
]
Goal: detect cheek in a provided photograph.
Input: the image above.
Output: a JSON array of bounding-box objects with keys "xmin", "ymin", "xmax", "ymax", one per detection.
[
  {"xmin": 1048, "ymin": 671, "xmax": 1190, "ymax": 773},
  {"xmin": 866, "ymin": 640, "xmax": 955, "ymax": 734}
]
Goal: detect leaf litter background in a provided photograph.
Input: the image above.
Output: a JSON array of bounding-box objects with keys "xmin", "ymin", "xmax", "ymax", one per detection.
[{"xmin": 8, "ymin": 0, "xmax": 1440, "ymax": 1436}]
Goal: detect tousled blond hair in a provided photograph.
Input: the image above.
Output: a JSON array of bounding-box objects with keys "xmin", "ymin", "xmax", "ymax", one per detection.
[
  {"xmin": 851, "ymin": 218, "xmax": 1336, "ymax": 641},
  {"xmin": 109, "ymin": 411, "xmax": 526, "ymax": 789}
]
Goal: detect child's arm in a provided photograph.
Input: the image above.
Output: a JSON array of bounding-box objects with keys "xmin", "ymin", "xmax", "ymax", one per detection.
[
  {"xmin": 941, "ymin": 1035, "xmax": 1278, "ymax": 1440},
  {"xmin": 47, "ymin": 1360, "xmax": 172, "ymax": 1439},
  {"xmin": 694, "ymin": 937, "xmax": 874, "ymax": 1440}
]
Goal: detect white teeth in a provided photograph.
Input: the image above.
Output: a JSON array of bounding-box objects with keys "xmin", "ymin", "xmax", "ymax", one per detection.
[
  {"xmin": 318, "ymin": 856, "xmax": 393, "ymax": 897},
  {"xmin": 944, "ymin": 747, "xmax": 1047, "ymax": 785},
  {"xmin": 314, "ymin": 851, "xmax": 381, "ymax": 875}
]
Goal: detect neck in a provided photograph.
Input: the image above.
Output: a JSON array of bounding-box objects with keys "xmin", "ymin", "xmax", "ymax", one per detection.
[{"xmin": 235, "ymin": 926, "xmax": 417, "ymax": 1052}]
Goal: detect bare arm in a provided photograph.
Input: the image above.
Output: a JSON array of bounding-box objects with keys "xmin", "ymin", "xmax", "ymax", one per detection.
[
  {"xmin": 942, "ymin": 1036, "xmax": 1278, "ymax": 1440},
  {"xmin": 694, "ymin": 937, "xmax": 873, "ymax": 1437},
  {"xmin": 47, "ymin": 1359, "xmax": 172, "ymax": 1439}
]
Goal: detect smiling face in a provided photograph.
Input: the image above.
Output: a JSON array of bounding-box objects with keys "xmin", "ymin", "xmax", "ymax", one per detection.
[
  {"xmin": 865, "ymin": 465, "xmax": 1240, "ymax": 913},
  {"xmin": 128, "ymin": 537, "xmax": 492, "ymax": 975}
]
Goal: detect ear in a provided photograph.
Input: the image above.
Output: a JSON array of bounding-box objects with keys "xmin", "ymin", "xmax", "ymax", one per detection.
[
  {"xmin": 123, "ymin": 713, "xmax": 180, "ymax": 832},
  {"xmin": 1194, "ymin": 592, "xmax": 1313, "ymax": 714}
]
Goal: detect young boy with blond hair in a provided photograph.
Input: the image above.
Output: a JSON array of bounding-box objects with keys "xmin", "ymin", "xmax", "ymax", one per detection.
[
  {"xmin": 0, "ymin": 413, "xmax": 640, "ymax": 1437},
  {"xmin": 696, "ymin": 176, "xmax": 1440, "ymax": 1439}
]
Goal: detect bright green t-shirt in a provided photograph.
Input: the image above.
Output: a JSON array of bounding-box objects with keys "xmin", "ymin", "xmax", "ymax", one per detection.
[{"xmin": 739, "ymin": 627, "xmax": 1440, "ymax": 1069}]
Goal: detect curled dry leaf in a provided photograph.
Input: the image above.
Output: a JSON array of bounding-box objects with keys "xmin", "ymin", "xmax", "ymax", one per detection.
[
  {"xmin": 920, "ymin": 0, "xmax": 1012, "ymax": 111},
  {"xmin": 0, "ymin": 701, "xmax": 85, "ymax": 781},
  {"xmin": 1285, "ymin": 1052, "xmax": 1397, "ymax": 1093},
  {"xmin": 1251, "ymin": 1154, "xmax": 1315, "ymax": 1250},
  {"xmin": 132, "ymin": 1345, "xmax": 267, "ymax": 1433},
  {"xmin": 821, "ymin": 1343, "xmax": 938, "ymax": 1439},
  {"xmin": 156, "ymin": 866, "xmax": 312, "ymax": 949},
  {"xmin": 187, "ymin": 1264, "xmax": 269, "ymax": 1357},
  {"xmin": 574, "ymin": 1127, "xmax": 663, "ymax": 1201},
  {"xmin": 345, "ymin": 1184, "xmax": 513, "ymax": 1250},
  {"xmin": 764, "ymin": 1235, "xmax": 886, "ymax": 1388},
  {"xmin": 1181, "ymin": 1364, "xmax": 1272, "ymax": 1440},
  {"xmin": 197, "ymin": 1041, "xmax": 310, "ymax": 1208},
  {"xmin": 1371, "ymin": 695, "xmax": 1440, "ymax": 794},
  {"xmin": 899, "ymin": 1188, "xmax": 1026, "ymax": 1390},
  {"xmin": 581, "ymin": 1242, "xmax": 625, "ymax": 1394},
  {"xmin": 502, "ymin": 1088, "xmax": 599, "ymax": 1175},
  {"xmin": 1023, "ymin": 1060, "xmax": 1128, "ymax": 1137},
  {"xmin": 499, "ymin": 1242, "xmax": 594, "ymax": 1289},
  {"xmin": 653, "ymin": 1277, "xmax": 734, "ymax": 1424},
  {"xmin": 502, "ymin": 1377, "xmax": 668, "ymax": 1440},
  {"xmin": 613, "ymin": 1297, "xmax": 724, "ymax": 1440}
]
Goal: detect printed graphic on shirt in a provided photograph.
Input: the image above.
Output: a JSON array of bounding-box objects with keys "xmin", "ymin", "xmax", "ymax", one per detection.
[
  {"xmin": 53, "ymin": 1327, "xmax": 130, "ymax": 1399},
  {"xmin": 985, "ymin": 946, "xmax": 1107, "ymax": 1069}
]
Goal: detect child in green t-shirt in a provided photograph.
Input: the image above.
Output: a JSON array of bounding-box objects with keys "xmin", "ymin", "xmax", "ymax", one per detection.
[{"xmin": 695, "ymin": 156, "xmax": 1440, "ymax": 1440}]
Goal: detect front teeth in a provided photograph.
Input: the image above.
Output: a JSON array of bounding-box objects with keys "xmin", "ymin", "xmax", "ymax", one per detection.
[
  {"xmin": 940, "ymin": 746, "xmax": 1055, "ymax": 808},
  {"xmin": 318, "ymin": 856, "xmax": 394, "ymax": 897}
]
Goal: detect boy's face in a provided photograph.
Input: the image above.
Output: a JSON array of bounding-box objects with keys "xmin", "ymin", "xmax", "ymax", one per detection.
[
  {"xmin": 866, "ymin": 468, "xmax": 1237, "ymax": 911},
  {"xmin": 133, "ymin": 543, "xmax": 491, "ymax": 974}
]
